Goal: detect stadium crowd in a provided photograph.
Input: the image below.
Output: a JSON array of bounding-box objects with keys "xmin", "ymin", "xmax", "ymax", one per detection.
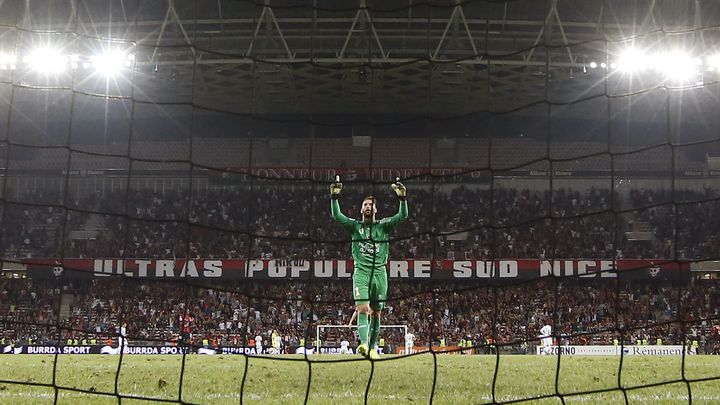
[
  {"xmin": 2, "ymin": 183, "xmax": 720, "ymax": 354},
  {"xmin": 2, "ymin": 277, "xmax": 719, "ymax": 355},
  {"xmin": 2, "ymin": 185, "xmax": 719, "ymax": 261}
]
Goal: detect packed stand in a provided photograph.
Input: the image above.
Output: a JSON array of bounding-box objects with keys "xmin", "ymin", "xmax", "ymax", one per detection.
[
  {"xmin": 2, "ymin": 185, "xmax": 720, "ymax": 261},
  {"xmin": 2, "ymin": 277, "xmax": 719, "ymax": 354}
]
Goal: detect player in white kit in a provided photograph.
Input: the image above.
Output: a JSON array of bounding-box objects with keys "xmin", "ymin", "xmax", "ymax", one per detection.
[
  {"xmin": 539, "ymin": 323, "xmax": 553, "ymax": 354},
  {"xmin": 339, "ymin": 338, "xmax": 351, "ymax": 354},
  {"xmin": 404, "ymin": 331, "xmax": 415, "ymax": 355}
]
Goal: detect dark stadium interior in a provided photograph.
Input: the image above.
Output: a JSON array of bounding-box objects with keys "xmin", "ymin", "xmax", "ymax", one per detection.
[{"xmin": 1, "ymin": 0, "xmax": 720, "ymax": 403}]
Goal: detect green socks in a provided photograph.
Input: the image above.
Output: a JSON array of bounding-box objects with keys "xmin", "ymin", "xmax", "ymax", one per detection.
[
  {"xmin": 358, "ymin": 312, "xmax": 381, "ymax": 348},
  {"xmin": 369, "ymin": 315, "xmax": 380, "ymax": 349},
  {"xmin": 358, "ymin": 312, "xmax": 369, "ymax": 344}
]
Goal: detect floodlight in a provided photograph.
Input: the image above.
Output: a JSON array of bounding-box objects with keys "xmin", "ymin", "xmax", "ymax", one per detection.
[
  {"xmin": 659, "ymin": 52, "xmax": 697, "ymax": 81},
  {"xmin": 0, "ymin": 53, "xmax": 16, "ymax": 70},
  {"xmin": 708, "ymin": 54, "xmax": 720, "ymax": 71},
  {"xmin": 645, "ymin": 54, "xmax": 659, "ymax": 71},
  {"xmin": 69, "ymin": 54, "xmax": 80, "ymax": 69},
  {"xmin": 617, "ymin": 49, "xmax": 646, "ymax": 72},
  {"xmin": 24, "ymin": 48, "xmax": 67, "ymax": 73},
  {"xmin": 589, "ymin": 61, "xmax": 597, "ymax": 69},
  {"xmin": 92, "ymin": 50, "xmax": 127, "ymax": 76}
]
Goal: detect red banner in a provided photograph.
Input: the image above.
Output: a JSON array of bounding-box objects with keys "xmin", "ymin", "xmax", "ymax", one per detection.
[{"xmin": 26, "ymin": 258, "xmax": 689, "ymax": 281}]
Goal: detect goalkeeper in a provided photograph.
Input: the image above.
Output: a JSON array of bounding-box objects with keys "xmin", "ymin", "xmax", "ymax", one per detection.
[{"xmin": 330, "ymin": 175, "xmax": 408, "ymax": 360}]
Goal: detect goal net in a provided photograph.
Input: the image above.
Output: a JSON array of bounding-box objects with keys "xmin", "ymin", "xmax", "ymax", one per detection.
[{"xmin": 0, "ymin": 0, "xmax": 719, "ymax": 403}]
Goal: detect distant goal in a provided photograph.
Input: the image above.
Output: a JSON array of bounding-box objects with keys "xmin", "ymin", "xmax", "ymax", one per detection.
[{"xmin": 315, "ymin": 324, "xmax": 408, "ymax": 354}]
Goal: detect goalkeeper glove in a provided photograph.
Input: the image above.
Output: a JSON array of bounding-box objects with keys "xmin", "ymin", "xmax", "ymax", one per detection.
[
  {"xmin": 391, "ymin": 177, "xmax": 406, "ymax": 199},
  {"xmin": 330, "ymin": 175, "xmax": 342, "ymax": 199}
]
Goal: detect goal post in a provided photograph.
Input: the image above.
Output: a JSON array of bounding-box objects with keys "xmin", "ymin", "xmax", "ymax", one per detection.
[{"xmin": 316, "ymin": 324, "xmax": 408, "ymax": 353}]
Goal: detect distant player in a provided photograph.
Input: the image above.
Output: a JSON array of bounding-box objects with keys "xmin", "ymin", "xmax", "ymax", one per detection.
[
  {"xmin": 331, "ymin": 175, "xmax": 408, "ymax": 360},
  {"xmin": 255, "ymin": 333, "xmax": 263, "ymax": 354},
  {"xmin": 179, "ymin": 313, "xmax": 193, "ymax": 345},
  {"xmin": 339, "ymin": 338, "xmax": 351, "ymax": 354},
  {"xmin": 273, "ymin": 332, "xmax": 282, "ymax": 354},
  {"xmin": 118, "ymin": 322, "xmax": 128, "ymax": 349},
  {"xmin": 404, "ymin": 330, "xmax": 415, "ymax": 355},
  {"xmin": 539, "ymin": 322, "xmax": 553, "ymax": 354}
]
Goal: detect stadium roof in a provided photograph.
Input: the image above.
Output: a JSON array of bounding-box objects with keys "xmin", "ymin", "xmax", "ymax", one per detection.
[{"xmin": 1, "ymin": 0, "xmax": 719, "ymax": 115}]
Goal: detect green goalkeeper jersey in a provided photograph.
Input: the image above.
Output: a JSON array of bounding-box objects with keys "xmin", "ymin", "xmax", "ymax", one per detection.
[{"xmin": 331, "ymin": 199, "xmax": 408, "ymax": 274}]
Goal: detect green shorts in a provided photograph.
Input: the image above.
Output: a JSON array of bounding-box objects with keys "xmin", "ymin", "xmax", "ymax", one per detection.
[{"xmin": 352, "ymin": 269, "xmax": 388, "ymax": 311}]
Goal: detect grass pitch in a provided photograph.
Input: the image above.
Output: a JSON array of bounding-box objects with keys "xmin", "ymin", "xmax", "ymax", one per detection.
[{"xmin": 0, "ymin": 353, "xmax": 718, "ymax": 404}]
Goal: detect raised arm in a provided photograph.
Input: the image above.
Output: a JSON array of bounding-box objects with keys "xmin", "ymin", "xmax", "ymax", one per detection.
[
  {"xmin": 381, "ymin": 179, "xmax": 409, "ymax": 231},
  {"xmin": 330, "ymin": 175, "xmax": 355, "ymax": 230}
]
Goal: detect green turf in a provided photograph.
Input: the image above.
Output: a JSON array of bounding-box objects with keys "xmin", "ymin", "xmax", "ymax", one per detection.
[{"xmin": 0, "ymin": 354, "xmax": 718, "ymax": 404}]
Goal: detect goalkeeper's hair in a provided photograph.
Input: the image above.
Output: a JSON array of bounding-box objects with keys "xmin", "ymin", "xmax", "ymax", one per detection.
[{"xmin": 363, "ymin": 196, "xmax": 375, "ymax": 203}]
